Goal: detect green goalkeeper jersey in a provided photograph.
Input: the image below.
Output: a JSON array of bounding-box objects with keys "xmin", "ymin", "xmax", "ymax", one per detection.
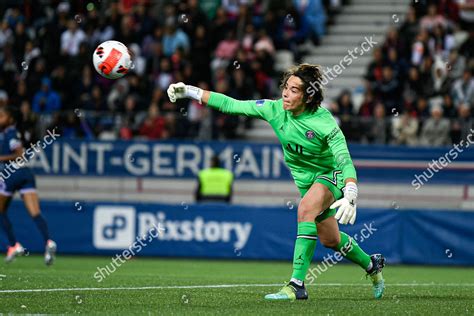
[{"xmin": 207, "ymin": 92, "xmax": 357, "ymax": 192}]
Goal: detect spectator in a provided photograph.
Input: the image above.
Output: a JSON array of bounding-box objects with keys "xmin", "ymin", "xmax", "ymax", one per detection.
[
  {"xmin": 451, "ymin": 103, "xmax": 473, "ymax": 143},
  {"xmin": 294, "ymin": 0, "xmax": 326, "ymax": 44},
  {"xmin": 191, "ymin": 25, "xmax": 212, "ymax": 83},
  {"xmin": 404, "ymin": 67, "xmax": 424, "ymax": 103},
  {"xmin": 429, "ymin": 24, "xmax": 455, "ymax": 58},
  {"xmin": 451, "ymin": 69, "xmax": 474, "ymax": 107},
  {"xmin": 221, "ymin": 0, "xmax": 244, "ymax": 20},
  {"xmin": 459, "ymin": 30, "xmax": 474, "ymax": 60},
  {"xmin": 3, "ymin": 6, "xmax": 25, "ymax": 30},
  {"xmin": 254, "ymin": 28, "xmax": 275, "ymax": 55},
  {"xmin": 399, "ymin": 7, "xmax": 419, "ymax": 60},
  {"xmin": 84, "ymin": 85, "xmax": 107, "ymax": 112},
  {"xmin": 155, "ymin": 58, "xmax": 173, "ymax": 91},
  {"xmin": 386, "ymin": 47, "xmax": 407, "ymax": 81},
  {"xmin": 107, "ymin": 78, "xmax": 129, "ymax": 111},
  {"xmin": 411, "ymin": 29, "xmax": 430, "ymax": 66},
  {"xmin": 210, "ymin": 7, "xmax": 232, "ymax": 49},
  {"xmin": 116, "ymin": 95, "xmax": 145, "ymax": 135},
  {"xmin": 420, "ymin": 4, "xmax": 448, "ymax": 31},
  {"xmin": 442, "ymin": 94, "xmax": 458, "ymax": 118},
  {"xmin": 162, "ymin": 21, "xmax": 190, "ymax": 57},
  {"xmin": 128, "ymin": 43, "xmax": 146, "ymax": 77},
  {"xmin": 446, "ymin": 49, "xmax": 466, "ymax": 80},
  {"xmin": 10, "ymin": 79, "xmax": 28, "ymax": 107},
  {"xmin": 0, "ymin": 20, "xmax": 13, "ymax": 49},
  {"xmin": 12, "ymin": 23, "xmax": 29, "ymax": 65},
  {"xmin": 419, "ymin": 56, "xmax": 436, "ymax": 97},
  {"xmin": 276, "ymin": 5, "xmax": 308, "ymax": 59},
  {"xmin": 358, "ymin": 91, "xmax": 376, "ymax": 118},
  {"xmin": 415, "ymin": 97, "xmax": 431, "ymax": 120},
  {"xmin": 50, "ymin": 112, "xmax": 88, "ymax": 139},
  {"xmin": 383, "ymin": 28, "xmax": 404, "ymax": 58},
  {"xmin": 0, "ymin": 90, "xmax": 8, "ymax": 108},
  {"xmin": 335, "ymin": 90, "xmax": 354, "ymax": 118},
  {"xmin": 212, "ymin": 30, "xmax": 240, "ymax": 71},
  {"xmin": 17, "ymin": 100, "xmax": 39, "ymax": 145},
  {"xmin": 365, "ymin": 47, "xmax": 384, "ymax": 83},
  {"xmin": 439, "ymin": 0, "xmax": 460, "ymax": 23},
  {"xmin": 138, "ymin": 103, "xmax": 168, "ymax": 140},
  {"xmin": 457, "ymin": 0, "xmax": 474, "ymax": 31},
  {"xmin": 431, "ymin": 58, "xmax": 452, "ymax": 97},
  {"xmin": 420, "ymin": 105, "xmax": 451, "ymax": 146},
  {"xmin": 60, "ymin": 19, "xmax": 87, "ymax": 56},
  {"xmin": 392, "ymin": 112, "xmax": 419, "ymax": 146},
  {"xmin": 369, "ymin": 103, "xmax": 390, "ymax": 144},
  {"xmin": 32, "ymin": 77, "xmax": 61, "ymax": 114},
  {"xmin": 374, "ymin": 66, "xmax": 402, "ymax": 112}
]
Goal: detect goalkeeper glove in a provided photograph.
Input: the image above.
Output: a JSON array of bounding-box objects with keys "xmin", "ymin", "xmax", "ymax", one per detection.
[
  {"xmin": 167, "ymin": 82, "xmax": 203, "ymax": 103},
  {"xmin": 331, "ymin": 182, "xmax": 358, "ymax": 225}
]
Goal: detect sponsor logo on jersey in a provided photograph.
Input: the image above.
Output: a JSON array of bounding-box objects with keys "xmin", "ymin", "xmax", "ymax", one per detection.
[
  {"xmin": 327, "ymin": 127, "xmax": 339, "ymax": 141},
  {"xmin": 305, "ymin": 130, "xmax": 315, "ymax": 139},
  {"xmin": 255, "ymin": 99, "xmax": 265, "ymax": 107}
]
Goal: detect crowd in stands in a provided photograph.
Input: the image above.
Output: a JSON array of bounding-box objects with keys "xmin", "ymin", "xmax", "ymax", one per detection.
[
  {"xmin": 1, "ymin": 0, "xmax": 471, "ymax": 148},
  {"xmin": 0, "ymin": 0, "xmax": 339, "ymax": 144},
  {"xmin": 333, "ymin": 0, "xmax": 474, "ymax": 146}
]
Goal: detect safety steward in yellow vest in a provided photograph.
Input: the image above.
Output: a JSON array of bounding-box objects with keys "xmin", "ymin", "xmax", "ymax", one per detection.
[{"xmin": 196, "ymin": 155, "xmax": 233, "ymax": 203}]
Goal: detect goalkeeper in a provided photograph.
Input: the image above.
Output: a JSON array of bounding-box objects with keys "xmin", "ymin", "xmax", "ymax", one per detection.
[{"xmin": 167, "ymin": 63, "xmax": 385, "ymax": 301}]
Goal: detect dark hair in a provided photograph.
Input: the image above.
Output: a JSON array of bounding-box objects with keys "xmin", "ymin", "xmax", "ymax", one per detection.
[
  {"xmin": 0, "ymin": 105, "xmax": 19, "ymax": 123},
  {"xmin": 211, "ymin": 155, "xmax": 221, "ymax": 168},
  {"xmin": 280, "ymin": 63, "xmax": 324, "ymax": 113}
]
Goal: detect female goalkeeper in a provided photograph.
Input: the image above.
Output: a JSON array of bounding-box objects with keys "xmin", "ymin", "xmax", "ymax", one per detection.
[{"xmin": 167, "ymin": 63, "xmax": 385, "ymax": 301}]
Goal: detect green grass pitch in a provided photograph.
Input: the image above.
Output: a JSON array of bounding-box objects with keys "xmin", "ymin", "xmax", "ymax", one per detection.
[{"xmin": 0, "ymin": 256, "xmax": 473, "ymax": 315}]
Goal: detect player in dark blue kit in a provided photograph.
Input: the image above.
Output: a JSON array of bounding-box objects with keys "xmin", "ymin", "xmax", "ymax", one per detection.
[{"xmin": 0, "ymin": 106, "xmax": 57, "ymax": 265}]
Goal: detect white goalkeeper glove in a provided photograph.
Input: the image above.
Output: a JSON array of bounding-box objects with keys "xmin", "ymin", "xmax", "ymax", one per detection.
[
  {"xmin": 167, "ymin": 82, "xmax": 203, "ymax": 103},
  {"xmin": 331, "ymin": 182, "xmax": 358, "ymax": 225}
]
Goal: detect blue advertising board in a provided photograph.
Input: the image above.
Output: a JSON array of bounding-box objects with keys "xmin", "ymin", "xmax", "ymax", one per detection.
[
  {"xmin": 4, "ymin": 200, "xmax": 473, "ymax": 266},
  {"xmin": 26, "ymin": 140, "xmax": 474, "ymax": 184}
]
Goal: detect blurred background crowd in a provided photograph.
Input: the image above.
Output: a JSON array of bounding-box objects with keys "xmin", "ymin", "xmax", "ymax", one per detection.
[
  {"xmin": 341, "ymin": 1, "xmax": 474, "ymax": 146},
  {"xmin": 333, "ymin": 1, "xmax": 474, "ymax": 146},
  {"xmin": 0, "ymin": 0, "xmax": 472, "ymax": 147}
]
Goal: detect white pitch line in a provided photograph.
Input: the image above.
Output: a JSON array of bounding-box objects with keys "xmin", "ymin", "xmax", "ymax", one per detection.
[{"xmin": 1, "ymin": 283, "xmax": 474, "ymax": 294}]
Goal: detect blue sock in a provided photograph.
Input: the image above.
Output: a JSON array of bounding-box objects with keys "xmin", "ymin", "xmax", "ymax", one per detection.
[
  {"xmin": 32, "ymin": 214, "xmax": 50, "ymax": 242},
  {"xmin": 0, "ymin": 213, "xmax": 17, "ymax": 246}
]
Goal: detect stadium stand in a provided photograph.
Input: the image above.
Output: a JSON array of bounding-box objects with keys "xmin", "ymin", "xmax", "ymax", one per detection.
[{"xmin": 0, "ymin": 0, "xmax": 342, "ymax": 142}]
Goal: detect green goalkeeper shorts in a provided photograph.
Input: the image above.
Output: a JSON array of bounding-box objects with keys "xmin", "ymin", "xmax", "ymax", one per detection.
[{"xmin": 297, "ymin": 170, "xmax": 345, "ymax": 223}]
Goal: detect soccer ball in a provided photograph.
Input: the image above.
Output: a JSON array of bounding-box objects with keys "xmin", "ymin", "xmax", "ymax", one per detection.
[{"xmin": 93, "ymin": 40, "xmax": 132, "ymax": 79}]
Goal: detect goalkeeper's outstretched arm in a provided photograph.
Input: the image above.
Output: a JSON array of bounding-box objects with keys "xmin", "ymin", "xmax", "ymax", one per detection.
[{"xmin": 167, "ymin": 82, "xmax": 272, "ymax": 120}]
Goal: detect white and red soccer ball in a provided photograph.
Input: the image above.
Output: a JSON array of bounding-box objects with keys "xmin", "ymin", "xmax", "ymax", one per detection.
[{"xmin": 92, "ymin": 40, "xmax": 132, "ymax": 79}]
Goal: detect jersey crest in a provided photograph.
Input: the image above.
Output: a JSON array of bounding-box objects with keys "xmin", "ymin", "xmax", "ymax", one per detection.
[{"xmin": 305, "ymin": 130, "xmax": 315, "ymax": 140}]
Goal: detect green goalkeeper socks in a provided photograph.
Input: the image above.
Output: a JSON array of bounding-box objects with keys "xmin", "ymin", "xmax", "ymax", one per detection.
[
  {"xmin": 291, "ymin": 222, "xmax": 318, "ymax": 281},
  {"xmin": 336, "ymin": 232, "xmax": 371, "ymax": 269}
]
